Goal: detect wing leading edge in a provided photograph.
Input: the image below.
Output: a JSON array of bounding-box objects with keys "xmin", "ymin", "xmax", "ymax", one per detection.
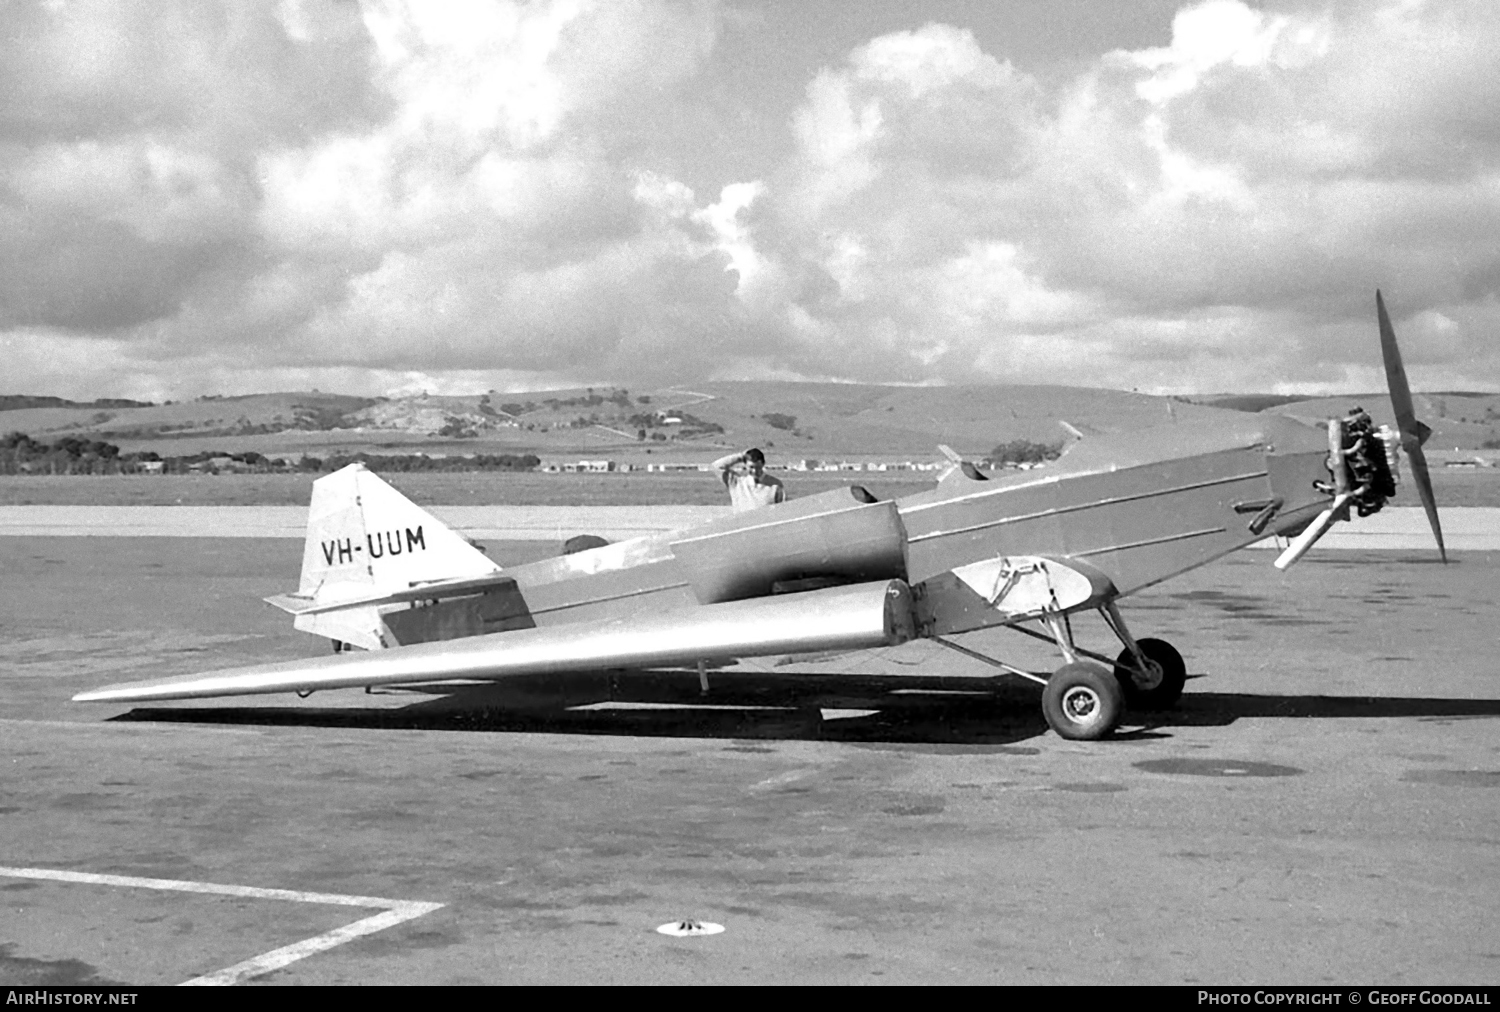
[{"xmin": 73, "ymin": 579, "xmax": 915, "ymax": 704}]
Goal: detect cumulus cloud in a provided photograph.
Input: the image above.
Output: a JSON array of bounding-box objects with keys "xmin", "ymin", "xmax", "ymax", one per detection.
[
  {"xmin": 3, "ymin": 0, "xmax": 1499, "ymax": 399},
  {"xmin": 747, "ymin": 1, "xmax": 1500, "ymax": 390}
]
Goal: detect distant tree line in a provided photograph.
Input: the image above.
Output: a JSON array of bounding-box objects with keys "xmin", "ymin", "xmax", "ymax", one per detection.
[
  {"xmin": 1, "ymin": 432, "xmax": 540, "ymax": 475},
  {"xmin": 986, "ymin": 440, "xmax": 1064, "ymax": 467},
  {"xmin": 624, "ymin": 410, "xmax": 724, "ymax": 439},
  {"xmin": 0, "ymin": 395, "xmax": 154, "ymax": 411},
  {"xmin": 1, "ymin": 432, "xmax": 291, "ymax": 474},
  {"xmin": 311, "ymin": 452, "xmax": 540, "ymax": 473},
  {"xmin": 498, "ymin": 388, "xmax": 633, "ymax": 416},
  {"xmin": 3, "ymin": 432, "xmax": 136, "ymax": 473}
]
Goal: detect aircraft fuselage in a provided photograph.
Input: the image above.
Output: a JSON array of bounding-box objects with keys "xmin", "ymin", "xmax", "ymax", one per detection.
[{"xmin": 378, "ymin": 412, "xmax": 1337, "ymax": 647}]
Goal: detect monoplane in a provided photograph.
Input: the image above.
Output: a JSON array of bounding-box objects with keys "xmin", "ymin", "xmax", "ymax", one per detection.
[{"xmin": 74, "ymin": 293, "xmax": 1445, "ymax": 740}]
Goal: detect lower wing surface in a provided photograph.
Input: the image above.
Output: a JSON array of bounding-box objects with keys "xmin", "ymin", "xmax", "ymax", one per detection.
[{"xmin": 73, "ymin": 580, "xmax": 915, "ymax": 703}]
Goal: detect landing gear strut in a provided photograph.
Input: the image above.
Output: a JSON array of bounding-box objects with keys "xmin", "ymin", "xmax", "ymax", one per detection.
[
  {"xmin": 1112, "ymin": 638, "xmax": 1185, "ymax": 710},
  {"xmin": 932, "ymin": 594, "xmax": 1185, "ymax": 741},
  {"xmin": 1099, "ymin": 602, "xmax": 1185, "ymax": 710}
]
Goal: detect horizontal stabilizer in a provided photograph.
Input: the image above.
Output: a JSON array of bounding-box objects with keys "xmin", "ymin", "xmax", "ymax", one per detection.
[
  {"xmin": 264, "ymin": 573, "xmax": 520, "ymax": 617},
  {"xmin": 263, "ymin": 593, "xmax": 319, "ymax": 616},
  {"xmin": 75, "ymin": 579, "xmax": 916, "ymax": 704}
]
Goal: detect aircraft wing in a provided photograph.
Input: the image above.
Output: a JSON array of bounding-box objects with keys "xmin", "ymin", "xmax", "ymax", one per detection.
[{"xmin": 74, "ymin": 579, "xmax": 915, "ymax": 704}]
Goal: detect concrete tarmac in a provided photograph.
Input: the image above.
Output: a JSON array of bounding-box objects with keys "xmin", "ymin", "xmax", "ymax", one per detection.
[
  {"xmin": 1, "ymin": 537, "xmax": 1497, "ymax": 985},
  {"xmin": 2, "ymin": 504, "xmax": 1498, "ymax": 548},
  {"xmin": 0, "ymin": 503, "xmax": 728, "ymax": 540}
]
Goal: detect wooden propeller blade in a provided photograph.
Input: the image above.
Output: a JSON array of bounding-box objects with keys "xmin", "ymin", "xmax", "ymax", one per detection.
[
  {"xmin": 1404, "ymin": 440, "xmax": 1447, "ymax": 563},
  {"xmin": 1377, "ymin": 290, "xmax": 1424, "ymax": 446},
  {"xmin": 1376, "ymin": 290, "xmax": 1446, "ymax": 562}
]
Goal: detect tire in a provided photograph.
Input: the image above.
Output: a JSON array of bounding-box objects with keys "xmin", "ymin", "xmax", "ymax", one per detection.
[
  {"xmin": 563, "ymin": 534, "xmax": 611, "ymax": 555},
  {"xmin": 1113, "ymin": 637, "xmax": 1186, "ymax": 710},
  {"xmin": 1042, "ymin": 661, "xmax": 1123, "ymax": 741}
]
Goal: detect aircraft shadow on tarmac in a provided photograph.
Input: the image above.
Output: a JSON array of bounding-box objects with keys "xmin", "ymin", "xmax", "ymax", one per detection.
[{"xmin": 111, "ymin": 667, "xmax": 1500, "ymax": 746}]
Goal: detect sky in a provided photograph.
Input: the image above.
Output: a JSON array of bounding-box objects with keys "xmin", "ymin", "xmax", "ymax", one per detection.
[{"xmin": 2, "ymin": 0, "xmax": 1498, "ymax": 401}]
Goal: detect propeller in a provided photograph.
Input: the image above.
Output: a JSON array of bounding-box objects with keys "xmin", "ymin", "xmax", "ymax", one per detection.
[
  {"xmin": 1276, "ymin": 292, "xmax": 1445, "ymax": 570},
  {"xmin": 1376, "ymin": 290, "xmax": 1447, "ymax": 562}
]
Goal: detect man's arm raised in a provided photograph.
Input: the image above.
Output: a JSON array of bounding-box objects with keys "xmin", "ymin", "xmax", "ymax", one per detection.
[{"xmin": 711, "ymin": 450, "xmax": 747, "ymax": 484}]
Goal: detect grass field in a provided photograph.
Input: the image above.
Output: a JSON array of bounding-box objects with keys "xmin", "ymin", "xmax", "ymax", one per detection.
[{"xmin": 2, "ymin": 464, "xmax": 1498, "ymax": 507}]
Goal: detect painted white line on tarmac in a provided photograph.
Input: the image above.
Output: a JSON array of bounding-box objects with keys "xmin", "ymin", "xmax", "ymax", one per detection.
[
  {"xmin": 180, "ymin": 904, "xmax": 443, "ymax": 986},
  {"xmin": 0, "ymin": 865, "xmax": 443, "ymax": 986}
]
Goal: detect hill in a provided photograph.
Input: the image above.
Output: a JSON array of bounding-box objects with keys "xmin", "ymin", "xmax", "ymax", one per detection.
[
  {"xmin": 1184, "ymin": 394, "xmax": 1318, "ymax": 413},
  {"xmin": 0, "ymin": 383, "xmax": 1256, "ymax": 463},
  {"xmin": 1261, "ymin": 391, "xmax": 1500, "ymax": 451},
  {"xmin": 9, "ymin": 381, "xmax": 1496, "ymax": 465},
  {"xmin": 0, "ymin": 391, "xmax": 376, "ymax": 443}
]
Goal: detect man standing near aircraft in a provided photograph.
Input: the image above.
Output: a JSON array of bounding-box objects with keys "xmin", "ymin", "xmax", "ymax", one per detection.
[{"xmin": 711, "ymin": 447, "xmax": 785, "ymax": 511}]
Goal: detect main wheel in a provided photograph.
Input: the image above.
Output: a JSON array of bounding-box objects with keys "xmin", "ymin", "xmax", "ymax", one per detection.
[
  {"xmin": 563, "ymin": 534, "xmax": 611, "ymax": 555},
  {"xmin": 1042, "ymin": 661, "xmax": 1123, "ymax": 741},
  {"xmin": 1113, "ymin": 637, "xmax": 1186, "ymax": 710}
]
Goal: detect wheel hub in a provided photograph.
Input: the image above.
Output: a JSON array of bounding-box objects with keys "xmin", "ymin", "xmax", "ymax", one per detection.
[
  {"xmin": 1061, "ymin": 686, "xmax": 1099, "ymax": 723},
  {"xmin": 1133, "ymin": 658, "xmax": 1164, "ymax": 691}
]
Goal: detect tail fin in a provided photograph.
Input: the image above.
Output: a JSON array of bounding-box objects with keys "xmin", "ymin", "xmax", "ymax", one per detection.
[{"xmin": 278, "ymin": 463, "xmax": 501, "ymax": 649}]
